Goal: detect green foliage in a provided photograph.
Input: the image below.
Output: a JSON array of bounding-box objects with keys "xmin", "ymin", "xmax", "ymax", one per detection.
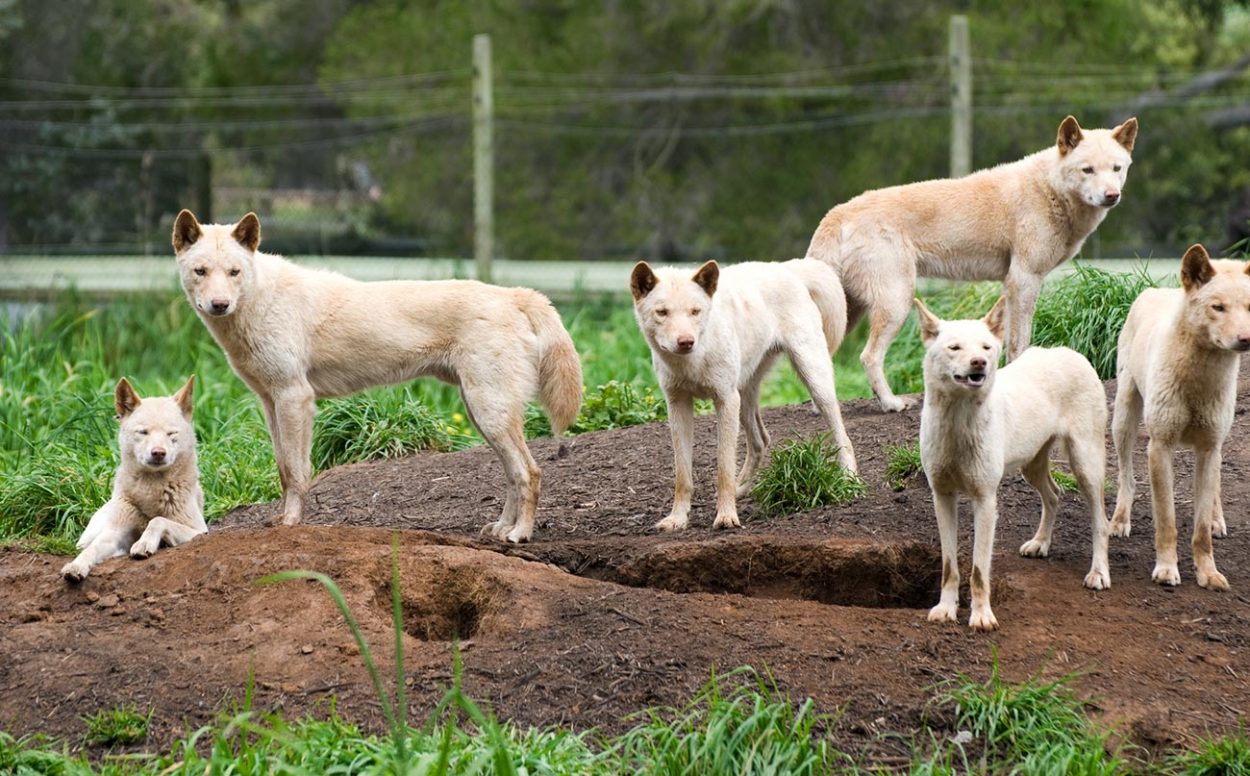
[
  {"xmin": 750, "ymin": 434, "xmax": 866, "ymax": 517},
  {"xmin": 884, "ymin": 441, "xmax": 923, "ymax": 491},
  {"xmin": 940, "ymin": 659, "xmax": 1130, "ymax": 775},
  {"xmin": 1050, "ymin": 467, "xmax": 1080, "ymax": 494},
  {"xmin": 1167, "ymin": 728, "xmax": 1250, "ymax": 775},
  {"xmin": 82, "ymin": 704, "xmax": 150, "ymax": 747},
  {"xmin": 312, "ymin": 387, "xmax": 464, "ymax": 470}
]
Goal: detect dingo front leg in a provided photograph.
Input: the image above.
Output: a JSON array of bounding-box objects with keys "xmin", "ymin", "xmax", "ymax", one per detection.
[
  {"xmin": 968, "ymin": 491, "xmax": 999, "ymax": 631},
  {"xmin": 1003, "ymin": 267, "xmax": 1042, "ymax": 362},
  {"xmin": 130, "ymin": 517, "xmax": 206, "ymax": 559},
  {"xmin": 271, "ymin": 382, "xmax": 316, "ymax": 527},
  {"xmin": 656, "ymin": 392, "xmax": 694, "ymax": 531},
  {"xmin": 62, "ymin": 530, "xmax": 132, "ymax": 582},
  {"xmin": 1147, "ymin": 439, "xmax": 1181, "ymax": 585},
  {"xmin": 712, "ymin": 391, "xmax": 741, "ymax": 529},
  {"xmin": 928, "ymin": 490, "xmax": 960, "ymax": 624},
  {"xmin": 1192, "ymin": 446, "xmax": 1229, "ymax": 591}
]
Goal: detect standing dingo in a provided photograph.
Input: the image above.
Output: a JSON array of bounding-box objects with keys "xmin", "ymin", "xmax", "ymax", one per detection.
[
  {"xmin": 808, "ymin": 115, "xmax": 1137, "ymax": 412},
  {"xmin": 917, "ymin": 298, "xmax": 1110, "ymax": 631},
  {"xmin": 1110, "ymin": 244, "xmax": 1250, "ymax": 590},
  {"xmin": 172, "ymin": 210, "xmax": 582, "ymax": 542},
  {"xmin": 62, "ymin": 377, "xmax": 206, "ymax": 581},
  {"xmin": 630, "ymin": 258, "xmax": 857, "ymax": 531}
]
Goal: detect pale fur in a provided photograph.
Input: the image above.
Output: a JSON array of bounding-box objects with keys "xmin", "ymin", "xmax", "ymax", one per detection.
[
  {"xmin": 61, "ymin": 377, "xmax": 206, "ymax": 582},
  {"xmin": 631, "ymin": 258, "xmax": 857, "ymax": 531},
  {"xmin": 808, "ymin": 115, "xmax": 1137, "ymax": 413},
  {"xmin": 1110, "ymin": 244, "xmax": 1250, "ymax": 590},
  {"xmin": 917, "ymin": 298, "xmax": 1110, "ymax": 631},
  {"xmin": 172, "ymin": 210, "xmax": 582, "ymax": 542}
]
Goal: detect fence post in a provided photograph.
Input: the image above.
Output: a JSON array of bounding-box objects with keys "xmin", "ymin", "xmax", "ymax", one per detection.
[
  {"xmin": 473, "ymin": 33, "xmax": 494, "ymax": 283},
  {"xmin": 949, "ymin": 15, "xmax": 972, "ymax": 178}
]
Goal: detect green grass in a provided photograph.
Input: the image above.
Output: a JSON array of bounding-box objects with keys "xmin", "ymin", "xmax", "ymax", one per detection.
[
  {"xmin": 750, "ymin": 434, "xmax": 866, "ymax": 517},
  {"xmin": 81, "ymin": 704, "xmax": 151, "ymax": 748},
  {"xmin": 884, "ymin": 441, "xmax": 923, "ymax": 491}
]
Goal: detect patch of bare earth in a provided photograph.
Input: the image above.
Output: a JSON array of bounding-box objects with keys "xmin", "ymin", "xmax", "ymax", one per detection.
[{"xmin": 3, "ymin": 379, "xmax": 1250, "ymax": 762}]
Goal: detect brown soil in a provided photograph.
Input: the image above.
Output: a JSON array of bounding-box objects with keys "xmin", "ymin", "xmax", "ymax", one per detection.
[{"xmin": 3, "ymin": 379, "xmax": 1250, "ymax": 763}]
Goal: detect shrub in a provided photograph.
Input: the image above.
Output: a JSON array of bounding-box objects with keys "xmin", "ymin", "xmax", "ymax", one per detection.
[{"xmin": 750, "ymin": 434, "xmax": 865, "ymax": 516}]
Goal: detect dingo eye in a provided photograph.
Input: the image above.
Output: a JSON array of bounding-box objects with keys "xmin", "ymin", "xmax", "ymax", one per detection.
[
  {"xmin": 655, "ymin": 308, "xmax": 669, "ymax": 318},
  {"xmin": 982, "ymin": 344, "xmax": 991, "ymax": 350},
  {"xmin": 1213, "ymin": 303, "xmax": 1226, "ymax": 312},
  {"xmin": 168, "ymin": 431, "xmax": 178, "ymax": 438},
  {"xmin": 229, "ymin": 268, "xmax": 241, "ymax": 277},
  {"xmin": 137, "ymin": 429, "xmax": 149, "ymax": 436},
  {"xmin": 690, "ymin": 308, "xmax": 701, "ymax": 316},
  {"xmin": 1113, "ymin": 164, "xmax": 1122, "ymax": 172},
  {"xmin": 194, "ymin": 267, "xmax": 207, "ymax": 277},
  {"xmin": 1082, "ymin": 166, "xmax": 1094, "ymax": 174},
  {"xmin": 948, "ymin": 344, "xmax": 961, "ymax": 351}
]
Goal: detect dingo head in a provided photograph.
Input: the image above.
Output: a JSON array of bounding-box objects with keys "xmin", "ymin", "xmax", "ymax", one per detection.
[
  {"xmin": 172, "ymin": 209, "xmax": 262, "ymax": 318},
  {"xmin": 1053, "ymin": 115, "xmax": 1137, "ymax": 209},
  {"xmin": 114, "ymin": 376, "xmax": 196, "ymax": 471},
  {"xmin": 915, "ymin": 297, "xmax": 1007, "ymax": 395},
  {"xmin": 1179, "ymin": 243, "xmax": 1250, "ymax": 352},
  {"xmin": 630, "ymin": 260, "xmax": 719, "ymax": 356}
]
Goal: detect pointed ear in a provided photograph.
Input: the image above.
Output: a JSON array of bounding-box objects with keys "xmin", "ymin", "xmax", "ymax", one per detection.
[
  {"xmin": 914, "ymin": 298, "xmax": 942, "ymax": 345},
  {"xmin": 692, "ymin": 260, "xmax": 719, "ymax": 298},
  {"xmin": 172, "ymin": 209, "xmax": 203, "ymax": 253},
  {"xmin": 1181, "ymin": 243, "xmax": 1215, "ymax": 291},
  {"xmin": 630, "ymin": 261, "xmax": 659, "ymax": 301},
  {"xmin": 173, "ymin": 375, "xmax": 195, "ymax": 419},
  {"xmin": 1112, "ymin": 116, "xmax": 1138, "ymax": 152},
  {"xmin": 1056, "ymin": 115, "xmax": 1083, "ymax": 157},
  {"xmin": 982, "ymin": 296, "xmax": 1008, "ymax": 341},
  {"xmin": 231, "ymin": 212, "xmax": 262, "ymax": 252},
  {"xmin": 115, "ymin": 378, "xmax": 141, "ymax": 418}
]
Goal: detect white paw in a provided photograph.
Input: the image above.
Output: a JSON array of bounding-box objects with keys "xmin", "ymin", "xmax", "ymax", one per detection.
[
  {"xmin": 61, "ymin": 560, "xmax": 89, "ymax": 582},
  {"xmin": 1212, "ymin": 519, "xmax": 1228, "ymax": 539},
  {"xmin": 1152, "ymin": 563, "xmax": 1181, "ymax": 586},
  {"xmin": 1019, "ymin": 539, "xmax": 1050, "ymax": 558},
  {"xmin": 505, "ymin": 526, "xmax": 531, "ymax": 544},
  {"xmin": 1197, "ymin": 568, "xmax": 1229, "ymax": 591},
  {"xmin": 1083, "ymin": 568, "xmax": 1110, "ymax": 590},
  {"xmin": 1108, "ymin": 518, "xmax": 1131, "ymax": 538},
  {"xmin": 879, "ymin": 396, "xmax": 910, "ymax": 413},
  {"xmin": 712, "ymin": 512, "xmax": 741, "ymax": 530},
  {"xmin": 129, "ymin": 539, "xmax": 158, "ymax": 559},
  {"xmin": 968, "ymin": 607, "xmax": 999, "ymax": 632},
  {"xmin": 654, "ymin": 514, "xmax": 688, "ymax": 532},
  {"xmin": 927, "ymin": 602, "xmax": 958, "ymax": 624}
]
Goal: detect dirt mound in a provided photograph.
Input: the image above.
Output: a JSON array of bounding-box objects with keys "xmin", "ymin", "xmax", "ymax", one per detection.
[{"xmin": 3, "ymin": 383, "xmax": 1250, "ymax": 760}]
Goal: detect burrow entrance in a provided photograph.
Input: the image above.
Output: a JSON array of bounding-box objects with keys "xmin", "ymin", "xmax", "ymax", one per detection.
[
  {"xmin": 378, "ymin": 566, "xmax": 500, "ymax": 641},
  {"xmin": 548, "ymin": 538, "xmax": 941, "ymax": 609}
]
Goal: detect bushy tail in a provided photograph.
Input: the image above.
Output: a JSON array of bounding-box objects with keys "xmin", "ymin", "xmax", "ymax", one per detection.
[
  {"xmin": 523, "ymin": 293, "xmax": 583, "ymax": 434},
  {"xmin": 783, "ymin": 259, "xmax": 848, "ymax": 354}
]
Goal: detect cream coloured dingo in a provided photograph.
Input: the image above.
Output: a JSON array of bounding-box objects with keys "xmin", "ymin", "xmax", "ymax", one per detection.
[
  {"xmin": 61, "ymin": 377, "xmax": 206, "ymax": 582},
  {"xmin": 1110, "ymin": 244, "xmax": 1250, "ymax": 590},
  {"xmin": 808, "ymin": 115, "xmax": 1137, "ymax": 413},
  {"xmin": 630, "ymin": 258, "xmax": 857, "ymax": 531},
  {"xmin": 917, "ymin": 298, "xmax": 1110, "ymax": 631},
  {"xmin": 172, "ymin": 210, "xmax": 582, "ymax": 542}
]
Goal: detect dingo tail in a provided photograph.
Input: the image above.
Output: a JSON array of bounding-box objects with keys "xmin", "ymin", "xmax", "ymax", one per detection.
[{"xmin": 524, "ymin": 294, "xmax": 583, "ymax": 434}]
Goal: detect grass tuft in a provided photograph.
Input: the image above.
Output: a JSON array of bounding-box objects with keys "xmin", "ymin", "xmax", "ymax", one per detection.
[
  {"xmin": 884, "ymin": 441, "xmax": 923, "ymax": 491},
  {"xmin": 312, "ymin": 387, "xmax": 464, "ymax": 471},
  {"xmin": 751, "ymin": 434, "xmax": 866, "ymax": 517},
  {"xmin": 1167, "ymin": 727, "xmax": 1250, "ymax": 775},
  {"xmin": 82, "ymin": 704, "xmax": 151, "ymax": 747}
]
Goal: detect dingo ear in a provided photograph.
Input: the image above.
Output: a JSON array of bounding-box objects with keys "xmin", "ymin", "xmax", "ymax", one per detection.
[
  {"xmin": 1181, "ymin": 243, "xmax": 1215, "ymax": 291},
  {"xmin": 172, "ymin": 209, "xmax": 203, "ymax": 252},
  {"xmin": 692, "ymin": 260, "xmax": 719, "ymax": 298},
  {"xmin": 914, "ymin": 298, "xmax": 942, "ymax": 345},
  {"xmin": 1056, "ymin": 115, "xmax": 1083, "ymax": 156},
  {"xmin": 630, "ymin": 261, "xmax": 659, "ymax": 301},
  {"xmin": 115, "ymin": 378, "xmax": 141, "ymax": 419},
  {"xmin": 231, "ymin": 212, "xmax": 262, "ymax": 252},
  {"xmin": 982, "ymin": 297, "xmax": 1008, "ymax": 341},
  {"xmin": 1112, "ymin": 117, "xmax": 1138, "ymax": 152},
  {"xmin": 173, "ymin": 375, "xmax": 195, "ymax": 419}
]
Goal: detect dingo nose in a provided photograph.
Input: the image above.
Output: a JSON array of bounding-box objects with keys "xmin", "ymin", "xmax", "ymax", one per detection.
[
  {"xmin": 149, "ymin": 448, "xmax": 167, "ymax": 462},
  {"xmin": 1103, "ymin": 191, "xmax": 1120, "ymax": 205},
  {"xmin": 970, "ymin": 357, "xmax": 987, "ymax": 370},
  {"xmin": 209, "ymin": 299, "xmax": 230, "ymax": 314},
  {"xmin": 676, "ymin": 335, "xmax": 695, "ymax": 353},
  {"xmin": 1238, "ymin": 334, "xmax": 1250, "ymax": 348}
]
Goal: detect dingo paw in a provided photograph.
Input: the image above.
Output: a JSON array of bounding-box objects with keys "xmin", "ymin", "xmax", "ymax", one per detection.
[
  {"xmin": 1083, "ymin": 568, "xmax": 1110, "ymax": 590},
  {"xmin": 1197, "ymin": 568, "xmax": 1229, "ymax": 591},
  {"xmin": 505, "ymin": 526, "xmax": 531, "ymax": 544},
  {"xmin": 654, "ymin": 514, "xmax": 688, "ymax": 532},
  {"xmin": 879, "ymin": 395, "xmax": 914, "ymax": 414},
  {"xmin": 129, "ymin": 538, "xmax": 158, "ymax": 559},
  {"xmin": 1212, "ymin": 517, "xmax": 1228, "ymax": 539},
  {"xmin": 1152, "ymin": 563, "xmax": 1181, "ymax": 586},
  {"xmin": 927, "ymin": 602, "xmax": 958, "ymax": 624},
  {"xmin": 61, "ymin": 560, "xmax": 89, "ymax": 582},
  {"xmin": 712, "ymin": 512, "xmax": 741, "ymax": 530},
  {"xmin": 968, "ymin": 607, "xmax": 999, "ymax": 632},
  {"xmin": 1109, "ymin": 506, "xmax": 1131, "ymax": 538},
  {"xmin": 1019, "ymin": 539, "xmax": 1050, "ymax": 558}
]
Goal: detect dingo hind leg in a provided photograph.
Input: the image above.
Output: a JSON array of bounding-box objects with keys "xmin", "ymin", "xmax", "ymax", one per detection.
[
  {"xmin": 858, "ymin": 258, "xmax": 918, "ymax": 413},
  {"xmin": 1019, "ymin": 443, "xmax": 1059, "ymax": 558},
  {"xmin": 786, "ymin": 329, "xmax": 857, "ymax": 473},
  {"xmin": 1110, "ymin": 376, "xmax": 1142, "ymax": 538},
  {"xmin": 463, "ymin": 385, "xmax": 539, "ymax": 543},
  {"xmin": 1068, "ymin": 431, "xmax": 1111, "ymax": 590}
]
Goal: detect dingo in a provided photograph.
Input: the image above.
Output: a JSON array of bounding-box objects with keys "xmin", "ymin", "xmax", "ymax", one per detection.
[
  {"xmin": 917, "ymin": 298, "xmax": 1109, "ymax": 631},
  {"xmin": 630, "ymin": 258, "xmax": 857, "ymax": 531},
  {"xmin": 172, "ymin": 210, "xmax": 582, "ymax": 542},
  {"xmin": 1110, "ymin": 244, "xmax": 1250, "ymax": 590},
  {"xmin": 61, "ymin": 377, "xmax": 206, "ymax": 582},
  {"xmin": 808, "ymin": 115, "xmax": 1137, "ymax": 412}
]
